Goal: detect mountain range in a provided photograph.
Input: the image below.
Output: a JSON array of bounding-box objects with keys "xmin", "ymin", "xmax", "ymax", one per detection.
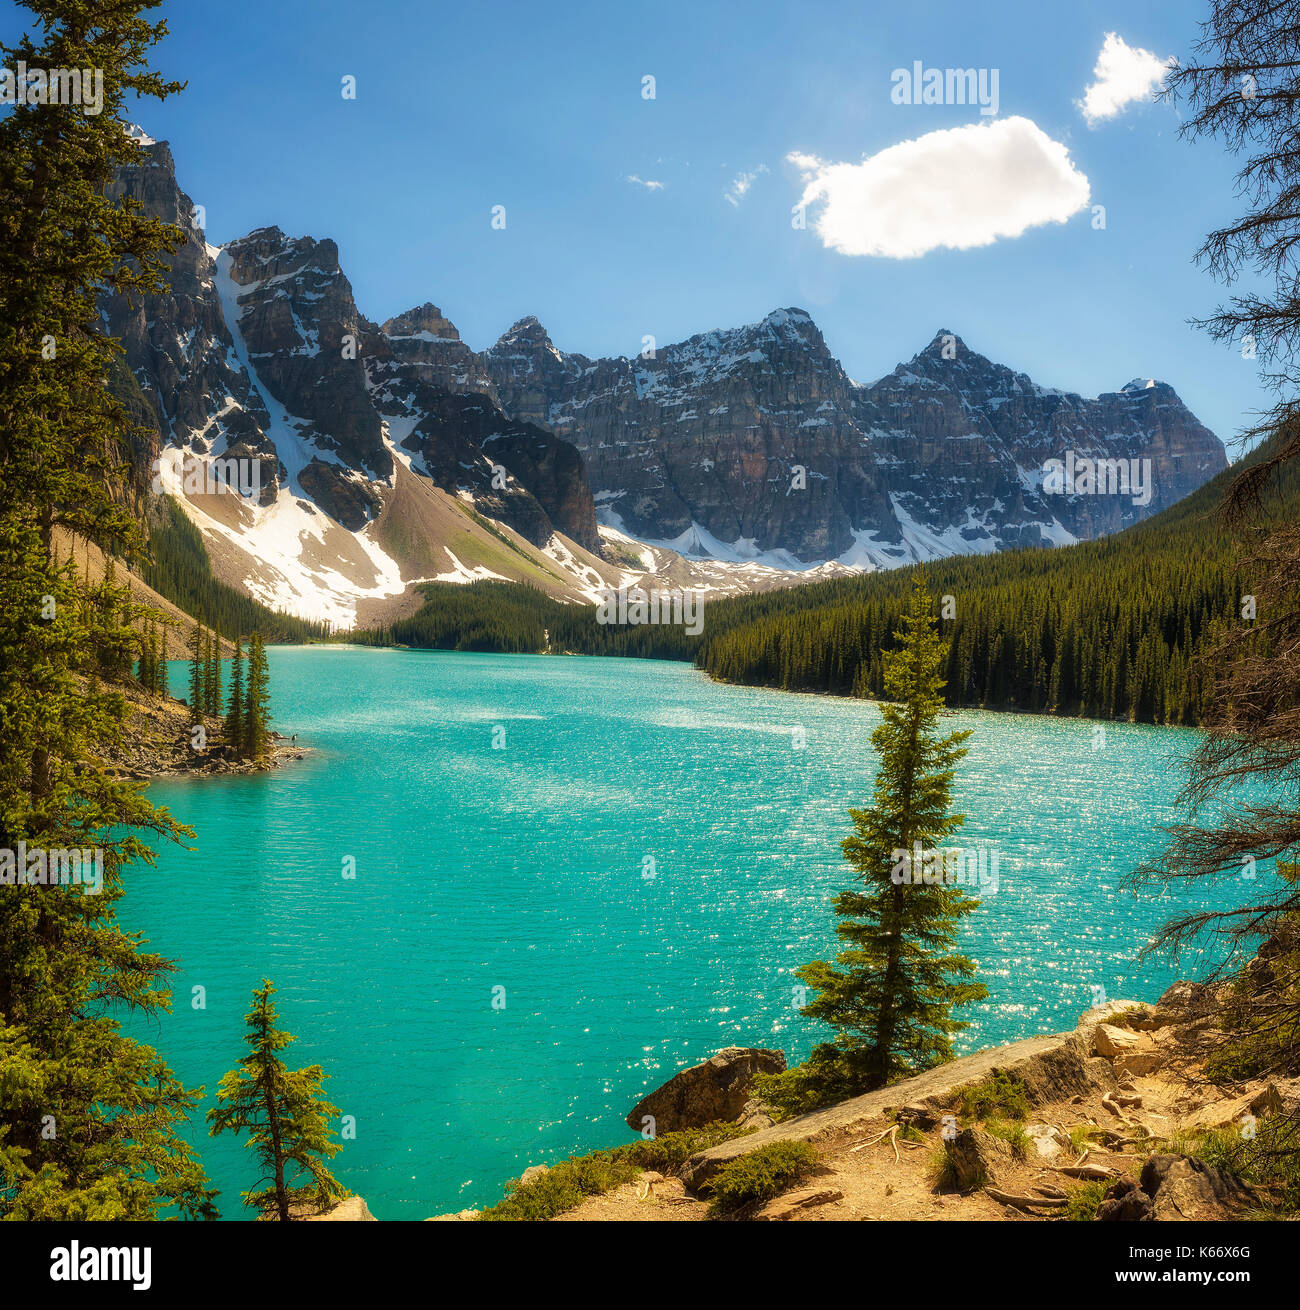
[{"xmin": 101, "ymin": 133, "xmax": 1227, "ymax": 627}]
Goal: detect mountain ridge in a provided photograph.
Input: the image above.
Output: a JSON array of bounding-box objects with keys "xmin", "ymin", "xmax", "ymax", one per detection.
[{"xmin": 103, "ymin": 133, "xmax": 1228, "ymax": 627}]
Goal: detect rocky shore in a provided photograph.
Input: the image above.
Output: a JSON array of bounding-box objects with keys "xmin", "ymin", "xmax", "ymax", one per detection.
[{"xmin": 404, "ymin": 978, "xmax": 1295, "ymax": 1223}]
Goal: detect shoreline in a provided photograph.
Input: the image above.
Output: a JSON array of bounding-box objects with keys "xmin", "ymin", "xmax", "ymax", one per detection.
[
  {"xmin": 139, "ymin": 734, "xmax": 313, "ymax": 781},
  {"xmin": 323, "ymin": 640, "xmax": 1201, "ymax": 733},
  {"xmin": 437, "ymin": 981, "xmax": 1293, "ymax": 1223}
]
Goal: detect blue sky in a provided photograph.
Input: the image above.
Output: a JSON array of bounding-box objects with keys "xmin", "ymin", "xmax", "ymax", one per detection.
[{"xmin": 6, "ymin": 0, "xmax": 1271, "ymax": 445}]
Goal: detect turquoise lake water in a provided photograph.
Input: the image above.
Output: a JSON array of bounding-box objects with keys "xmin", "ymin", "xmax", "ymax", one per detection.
[{"xmin": 125, "ymin": 646, "xmax": 1244, "ymax": 1219}]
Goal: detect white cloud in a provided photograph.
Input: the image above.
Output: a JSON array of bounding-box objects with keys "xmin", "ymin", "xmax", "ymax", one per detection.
[
  {"xmin": 626, "ymin": 174, "xmax": 664, "ymax": 191},
  {"xmin": 788, "ymin": 117, "xmax": 1090, "ymax": 259},
  {"xmin": 725, "ymin": 165, "xmax": 768, "ymax": 207},
  {"xmin": 1078, "ymin": 32, "xmax": 1173, "ymax": 125}
]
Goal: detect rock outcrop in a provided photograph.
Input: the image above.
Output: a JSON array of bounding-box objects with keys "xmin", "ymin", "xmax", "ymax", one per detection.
[
  {"xmin": 278, "ymin": 1194, "xmax": 376, "ymax": 1221},
  {"xmin": 476, "ymin": 313, "xmax": 1227, "ymax": 565},
  {"xmin": 626, "ymin": 1046, "xmax": 786, "ymax": 1133},
  {"xmin": 1096, "ymin": 1155, "xmax": 1258, "ymax": 1222},
  {"xmin": 754, "ymin": 1185, "xmax": 844, "ymax": 1221},
  {"xmin": 102, "ymin": 139, "xmax": 274, "ymax": 493},
  {"xmin": 300, "ymin": 1195, "xmax": 376, "ymax": 1222},
  {"xmin": 365, "ymin": 325, "xmax": 599, "ymax": 550},
  {"xmin": 948, "ymin": 1127, "xmax": 1015, "ymax": 1190},
  {"xmin": 680, "ymin": 1006, "xmax": 1139, "ymax": 1191}
]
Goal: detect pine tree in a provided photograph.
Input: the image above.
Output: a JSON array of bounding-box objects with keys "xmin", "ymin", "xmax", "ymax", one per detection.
[
  {"xmin": 205, "ymin": 629, "xmax": 221, "ymax": 717},
  {"xmin": 137, "ymin": 620, "xmax": 155, "ymax": 691},
  {"xmin": 792, "ymin": 575, "xmax": 988, "ymax": 1097},
  {"xmin": 198, "ymin": 624, "xmax": 210, "ymax": 715},
  {"xmin": 187, "ymin": 620, "xmax": 204, "ymax": 725},
  {"xmin": 0, "ymin": 0, "xmax": 213, "ymax": 1219},
  {"xmin": 225, "ymin": 636, "xmax": 245, "ymax": 753},
  {"xmin": 158, "ymin": 626, "xmax": 169, "ymax": 698},
  {"xmin": 207, "ymin": 980, "xmax": 345, "ymax": 1221},
  {"xmin": 243, "ymin": 632, "xmax": 271, "ymax": 759}
]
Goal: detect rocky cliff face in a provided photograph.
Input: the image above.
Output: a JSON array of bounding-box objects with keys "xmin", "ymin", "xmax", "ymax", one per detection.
[
  {"xmin": 101, "ymin": 137, "xmax": 603, "ymax": 621},
  {"xmin": 858, "ymin": 332, "xmax": 1225, "ymax": 555},
  {"xmin": 220, "ymin": 226, "xmax": 390, "ymax": 528},
  {"xmin": 473, "ymin": 312, "xmax": 1227, "ymax": 566},
  {"xmin": 101, "ymin": 138, "xmax": 275, "ymax": 492},
  {"xmin": 364, "ymin": 307, "xmax": 598, "ymax": 551}
]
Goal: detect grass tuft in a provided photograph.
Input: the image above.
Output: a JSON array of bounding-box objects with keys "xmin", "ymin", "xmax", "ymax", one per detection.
[{"xmin": 984, "ymin": 1118, "xmax": 1030, "ymax": 1160}]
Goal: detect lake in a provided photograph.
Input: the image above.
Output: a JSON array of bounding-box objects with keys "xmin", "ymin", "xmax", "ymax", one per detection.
[{"xmin": 126, "ymin": 646, "xmax": 1243, "ymax": 1218}]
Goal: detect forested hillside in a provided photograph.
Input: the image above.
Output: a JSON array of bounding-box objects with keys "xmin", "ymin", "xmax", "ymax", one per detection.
[
  {"xmin": 695, "ymin": 430, "xmax": 1295, "ymax": 724},
  {"xmin": 144, "ymin": 497, "xmax": 330, "ymax": 643},
  {"xmin": 355, "ymin": 429, "xmax": 1295, "ymax": 726},
  {"xmin": 352, "ymin": 579, "xmax": 693, "ymax": 658}
]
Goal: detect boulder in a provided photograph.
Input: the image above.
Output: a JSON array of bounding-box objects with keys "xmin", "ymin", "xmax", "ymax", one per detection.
[
  {"xmin": 1140, "ymin": 1154, "xmax": 1257, "ymax": 1221},
  {"xmin": 1182, "ymin": 1081, "xmax": 1283, "ymax": 1133},
  {"xmin": 1145, "ymin": 980, "xmax": 1211, "ymax": 1030},
  {"xmin": 519, "ymin": 1164, "xmax": 549, "ymax": 1186},
  {"xmin": 1095, "ymin": 1178, "xmax": 1154, "ymax": 1222},
  {"xmin": 626, "ymin": 1047, "xmax": 786, "ymax": 1133},
  {"xmin": 1095, "ymin": 1024, "xmax": 1143, "ymax": 1059},
  {"xmin": 1114, "ymin": 1049, "xmax": 1162, "ymax": 1078},
  {"xmin": 946, "ymin": 1127, "xmax": 1013, "ymax": 1190},
  {"xmin": 736, "ymin": 1097, "xmax": 776, "ymax": 1130},
  {"xmin": 1075, "ymin": 1000, "xmax": 1150, "ymax": 1052},
  {"xmin": 1025, "ymin": 1123, "xmax": 1066, "ymax": 1161}
]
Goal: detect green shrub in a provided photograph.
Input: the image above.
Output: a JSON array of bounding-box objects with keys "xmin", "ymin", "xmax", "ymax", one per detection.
[
  {"xmin": 958, "ymin": 1070, "xmax": 1031, "ymax": 1123},
  {"xmin": 478, "ymin": 1122, "xmax": 760, "ymax": 1221},
  {"xmin": 1203, "ymin": 933, "xmax": 1300, "ymax": 1084},
  {"xmin": 478, "ymin": 1152, "xmax": 639, "ymax": 1221},
  {"xmin": 1189, "ymin": 1118, "xmax": 1300, "ymax": 1214},
  {"xmin": 618, "ymin": 1122, "xmax": 755, "ymax": 1173},
  {"xmin": 1068, "ymin": 1124, "xmax": 1099, "ymax": 1155},
  {"xmin": 1066, "ymin": 1180, "xmax": 1110, "ymax": 1221},
  {"xmin": 750, "ymin": 1043, "xmax": 876, "ymax": 1120},
  {"xmin": 706, "ymin": 1140, "xmax": 820, "ymax": 1216},
  {"xmin": 1205, "ymin": 1025, "xmax": 1300, "ymax": 1083}
]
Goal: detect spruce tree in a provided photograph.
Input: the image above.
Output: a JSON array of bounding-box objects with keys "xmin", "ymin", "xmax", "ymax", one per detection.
[
  {"xmin": 243, "ymin": 632, "xmax": 271, "ymax": 759},
  {"xmin": 205, "ymin": 629, "xmax": 221, "ymax": 717},
  {"xmin": 792, "ymin": 576, "xmax": 987, "ymax": 1098},
  {"xmin": 198, "ymin": 625, "xmax": 211, "ymax": 715},
  {"xmin": 158, "ymin": 625, "xmax": 169, "ymax": 698},
  {"xmin": 207, "ymin": 981, "xmax": 345, "ymax": 1221},
  {"xmin": 225, "ymin": 636, "xmax": 245, "ymax": 754},
  {"xmin": 137, "ymin": 620, "xmax": 155, "ymax": 691},
  {"xmin": 187, "ymin": 620, "xmax": 204, "ymax": 725},
  {"xmin": 0, "ymin": 0, "xmax": 214, "ymax": 1218}
]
